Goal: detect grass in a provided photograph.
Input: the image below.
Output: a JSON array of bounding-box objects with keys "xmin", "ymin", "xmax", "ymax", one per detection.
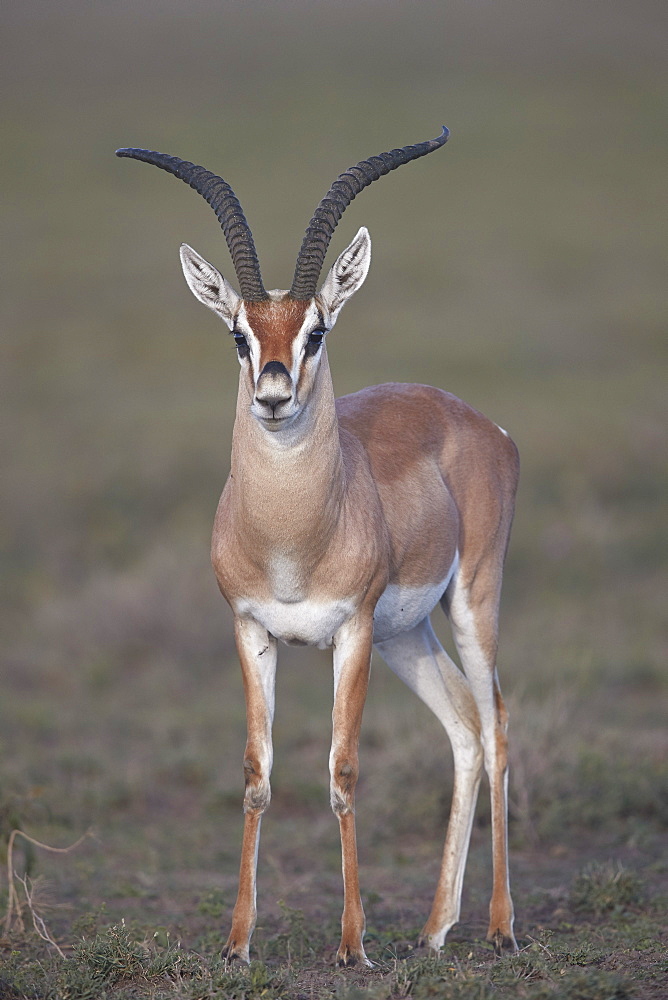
[
  {"xmin": 569, "ymin": 862, "xmax": 647, "ymax": 919},
  {"xmin": 1, "ymin": 874, "xmax": 664, "ymax": 998},
  {"xmin": 1, "ymin": 669, "xmax": 665, "ymax": 995},
  {"xmin": 1, "ymin": 0, "xmax": 667, "ymax": 996}
]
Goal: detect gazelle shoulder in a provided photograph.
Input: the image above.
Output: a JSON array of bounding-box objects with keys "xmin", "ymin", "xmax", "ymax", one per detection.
[{"xmin": 335, "ymin": 382, "xmax": 518, "ymax": 483}]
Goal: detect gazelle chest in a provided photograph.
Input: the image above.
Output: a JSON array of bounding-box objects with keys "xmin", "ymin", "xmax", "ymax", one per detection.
[{"xmin": 234, "ymin": 594, "xmax": 356, "ymax": 649}]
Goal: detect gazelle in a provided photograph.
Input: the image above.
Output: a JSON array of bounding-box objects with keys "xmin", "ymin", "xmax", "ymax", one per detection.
[{"xmin": 117, "ymin": 128, "xmax": 519, "ymax": 966}]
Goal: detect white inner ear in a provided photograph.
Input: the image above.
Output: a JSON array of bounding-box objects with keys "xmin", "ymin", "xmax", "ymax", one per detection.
[
  {"xmin": 318, "ymin": 227, "xmax": 371, "ymax": 322},
  {"xmin": 179, "ymin": 243, "xmax": 240, "ymax": 328}
]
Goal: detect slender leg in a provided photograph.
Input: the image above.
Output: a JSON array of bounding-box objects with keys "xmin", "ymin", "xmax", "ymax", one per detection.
[
  {"xmin": 222, "ymin": 617, "xmax": 277, "ymax": 963},
  {"xmin": 375, "ymin": 617, "xmax": 483, "ymax": 949},
  {"xmin": 330, "ymin": 614, "xmax": 374, "ymax": 967},
  {"xmin": 447, "ymin": 579, "xmax": 517, "ymax": 953}
]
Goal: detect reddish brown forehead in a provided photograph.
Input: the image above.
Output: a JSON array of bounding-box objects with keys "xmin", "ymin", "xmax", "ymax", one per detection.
[{"xmin": 244, "ymin": 298, "xmax": 310, "ymax": 370}]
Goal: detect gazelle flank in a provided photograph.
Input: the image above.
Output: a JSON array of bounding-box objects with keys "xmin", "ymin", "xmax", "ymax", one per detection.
[{"xmin": 117, "ymin": 127, "xmax": 520, "ymax": 967}]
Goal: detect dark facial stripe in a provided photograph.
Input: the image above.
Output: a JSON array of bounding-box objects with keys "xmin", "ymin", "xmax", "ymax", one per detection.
[{"xmin": 260, "ymin": 360, "xmax": 291, "ymax": 379}]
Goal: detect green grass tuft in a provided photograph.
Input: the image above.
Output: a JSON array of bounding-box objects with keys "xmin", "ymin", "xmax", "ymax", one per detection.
[{"xmin": 570, "ymin": 861, "xmax": 646, "ymax": 918}]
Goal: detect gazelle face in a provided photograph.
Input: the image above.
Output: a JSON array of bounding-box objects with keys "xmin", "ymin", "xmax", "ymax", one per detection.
[
  {"xmin": 231, "ymin": 295, "xmax": 328, "ymax": 430},
  {"xmin": 179, "ymin": 228, "xmax": 372, "ymax": 432}
]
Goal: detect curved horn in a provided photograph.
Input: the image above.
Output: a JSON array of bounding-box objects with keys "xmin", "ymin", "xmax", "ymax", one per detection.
[
  {"xmin": 289, "ymin": 126, "xmax": 449, "ymax": 301},
  {"xmin": 115, "ymin": 148, "xmax": 268, "ymax": 302}
]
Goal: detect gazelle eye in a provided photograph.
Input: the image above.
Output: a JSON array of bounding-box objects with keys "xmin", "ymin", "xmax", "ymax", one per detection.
[
  {"xmin": 305, "ymin": 330, "xmax": 324, "ymax": 357},
  {"xmin": 233, "ymin": 331, "xmax": 250, "ymax": 358}
]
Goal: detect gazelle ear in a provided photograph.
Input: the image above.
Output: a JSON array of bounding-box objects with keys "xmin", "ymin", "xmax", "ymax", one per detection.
[
  {"xmin": 179, "ymin": 243, "xmax": 241, "ymax": 328},
  {"xmin": 318, "ymin": 227, "xmax": 371, "ymax": 321}
]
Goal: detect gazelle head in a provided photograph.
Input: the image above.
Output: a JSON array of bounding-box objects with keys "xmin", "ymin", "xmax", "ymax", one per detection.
[
  {"xmin": 116, "ymin": 128, "xmax": 448, "ymax": 431},
  {"xmin": 177, "ymin": 228, "xmax": 372, "ymax": 431}
]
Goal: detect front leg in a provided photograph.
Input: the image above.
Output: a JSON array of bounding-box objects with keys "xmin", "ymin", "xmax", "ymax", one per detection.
[
  {"xmin": 223, "ymin": 617, "xmax": 277, "ymax": 963},
  {"xmin": 330, "ymin": 613, "xmax": 374, "ymax": 968}
]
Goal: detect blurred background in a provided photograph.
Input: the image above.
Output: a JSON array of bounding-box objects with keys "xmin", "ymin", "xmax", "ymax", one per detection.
[{"xmin": 1, "ymin": 0, "xmax": 666, "ymax": 947}]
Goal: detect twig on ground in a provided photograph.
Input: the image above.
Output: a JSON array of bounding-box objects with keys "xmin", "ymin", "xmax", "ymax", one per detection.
[
  {"xmin": 15, "ymin": 873, "xmax": 67, "ymax": 958},
  {"xmin": 3, "ymin": 827, "xmax": 92, "ymax": 951}
]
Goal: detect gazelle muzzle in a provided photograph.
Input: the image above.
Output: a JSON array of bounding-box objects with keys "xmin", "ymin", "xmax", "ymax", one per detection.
[{"xmin": 254, "ymin": 361, "xmax": 294, "ymax": 421}]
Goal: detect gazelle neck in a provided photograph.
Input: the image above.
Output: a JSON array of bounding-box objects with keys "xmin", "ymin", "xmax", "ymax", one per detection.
[{"xmin": 229, "ymin": 347, "xmax": 346, "ymax": 559}]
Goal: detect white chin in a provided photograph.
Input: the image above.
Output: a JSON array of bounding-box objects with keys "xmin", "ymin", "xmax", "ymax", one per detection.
[{"xmin": 254, "ymin": 411, "xmax": 297, "ymax": 431}]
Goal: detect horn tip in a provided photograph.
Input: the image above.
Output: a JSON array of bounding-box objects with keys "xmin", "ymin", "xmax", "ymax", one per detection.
[{"xmin": 115, "ymin": 147, "xmax": 154, "ymax": 159}]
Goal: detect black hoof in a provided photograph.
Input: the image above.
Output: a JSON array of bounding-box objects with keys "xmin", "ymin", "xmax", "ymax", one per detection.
[
  {"xmin": 489, "ymin": 930, "xmax": 518, "ymax": 955},
  {"xmin": 336, "ymin": 948, "xmax": 374, "ymax": 968},
  {"xmin": 337, "ymin": 954, "xmax": 357, "ymax": 968},
  {"xmin": 221, "ymin": 943, "xmax": 250, "ymax": 964}
]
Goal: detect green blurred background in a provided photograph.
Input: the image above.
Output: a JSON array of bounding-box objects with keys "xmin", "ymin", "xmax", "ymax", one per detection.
[{"xmin": 1, "ymin": 0, "xmax": 666, "ymax": 943}]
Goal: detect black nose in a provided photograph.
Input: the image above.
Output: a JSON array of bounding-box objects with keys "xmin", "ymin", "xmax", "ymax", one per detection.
[{"xmin": 260, "ymin": 360, "xmax": 290, "ymax": 379}]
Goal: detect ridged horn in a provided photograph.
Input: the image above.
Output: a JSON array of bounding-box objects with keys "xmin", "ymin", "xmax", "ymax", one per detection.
[
  {"xmin": 289, "ymin": 126, "xmax": 449, "ymax": 301},
  {"xmin": 115, "ymin": 148, "xmax": 268, "ymax": 302}
]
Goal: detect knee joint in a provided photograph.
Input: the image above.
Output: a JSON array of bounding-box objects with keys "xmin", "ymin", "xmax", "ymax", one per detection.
[
  {"xmin": 494, "ymin": 688, "xmax": 509, "ymax": 731},
  {"xmin": 330, "ymin": 759, "xmax": 358, "ymax": 815},
  {"xmin": 456, "ymin": 740, "xmax": 484, "ymax": 775},
  {"xmin": 243, "ymin": 755, "xmax": 271, "ymax": 814},
  {"xmin": 481, "ymin": 728, "xmax": 508, "ymax": 777}
]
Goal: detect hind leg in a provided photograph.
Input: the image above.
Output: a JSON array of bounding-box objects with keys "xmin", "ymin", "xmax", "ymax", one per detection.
[
  {"xmin": 445, "ymin": 576, "xmax": 517, "ymax": 952},
  {"xmin": 375, "ymin": 617, "xmax": 483, "ymax": 949}
]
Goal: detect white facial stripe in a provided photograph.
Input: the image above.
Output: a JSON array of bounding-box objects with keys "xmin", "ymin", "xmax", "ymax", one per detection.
[
  {"xmin": 233, "ymin": 302, "xmax": 263, "ymax": 376},
  {"xmin": 290, "ymin": 301, "xmax": 326, "ymax": 385}
]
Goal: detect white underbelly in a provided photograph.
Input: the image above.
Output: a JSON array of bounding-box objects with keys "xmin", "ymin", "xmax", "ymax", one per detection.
[
  {"xmin": 234, "ymin": 553, "xmax": 458, "ymax": 649},
  {"xmin": 235, "ymin": 596, "xmax": 356, "ymax": 649},
  {"xmin": 372, "ymin": 555, "xmax": 458, "ymax": 643}
]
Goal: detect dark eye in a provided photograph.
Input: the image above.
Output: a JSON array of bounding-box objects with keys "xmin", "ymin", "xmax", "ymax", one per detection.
[
  {"xmin": 305, "ymin": 330, "xmax": 324, "ymax": 357},
  {"xmin": 233, "ymin": 331, "xmax": 250, "ymax": 359}
]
